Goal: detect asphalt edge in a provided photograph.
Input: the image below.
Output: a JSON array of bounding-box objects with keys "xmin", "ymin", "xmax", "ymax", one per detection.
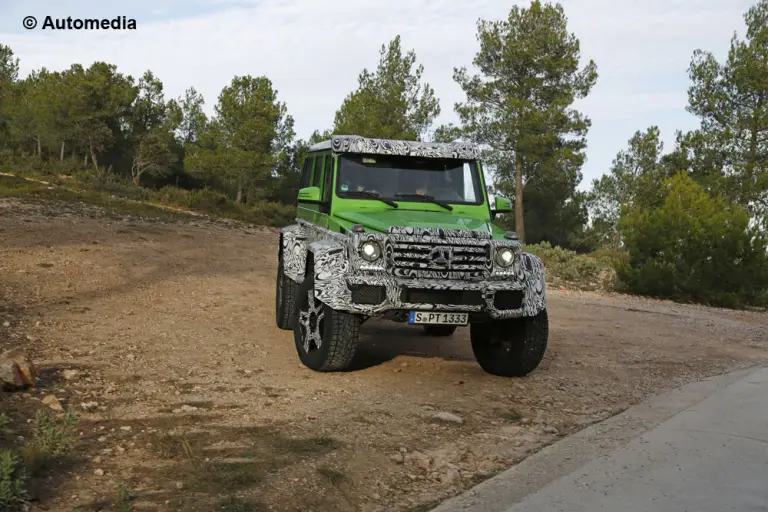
[{"xmin": 429, "ymin": 365, "xmax": 763, "ymax": 512}]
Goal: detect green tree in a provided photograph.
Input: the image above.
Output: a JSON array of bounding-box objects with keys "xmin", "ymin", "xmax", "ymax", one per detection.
[
  {"xmin": 686, "ymin": 0, "xmax": 768, "ymax": 217},
  {"xmin": 7, "ymin": 72, "xmax": 45, "ymax": 157},
  {"xmin": 618, "ymin": 172, "xmax": 768, "ymax": 307},
  {"xmin": 332, "ymin": 35, "xmax": 440, "ymax": 141},
  {"xmin": 187, "ymin": 75, "xmax": 294, "ymax": 204},
  {"xmin": 588, "ymin": 126, "xmax": 669, "ymax": 247},
  {"xmin": 0, "ymin": 44, "xmax": 18, "ymax": 84},
  {"xmin": 431, "ymin": 123, "xmax": 462, "ymax": 143},
  {"xmin": 58, "ymin": 63, "xmax": 136, "ymax": 172},
  {"xmin": 131, "ymin": 132, "xmax": 177, "ymax": 185},
  {"xmin": 131, "ymin": 71, "xmax": 167, "ymax": 136},
  {"xmin": 0, "ymin": 44, "xmax": 20, "ymax": 147},
  {"xmin": 127, "ymin": 71, "xmax": 181, "ymax": 185},
  {"xmin": 175, "ymin": 87, "xmax": 207, "ymax": 146},
  {"xmin": 308, "ymin": 129, "xmax": 332, "ymax": 145},
  {"xmin": 453, "ymin": 0, "xmax": 597, "ymax": 243}
]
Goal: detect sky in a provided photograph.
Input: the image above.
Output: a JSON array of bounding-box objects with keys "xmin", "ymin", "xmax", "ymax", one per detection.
[{"xmin": 0, "ymin": 0, "xmax": 755, "ymax": 190}]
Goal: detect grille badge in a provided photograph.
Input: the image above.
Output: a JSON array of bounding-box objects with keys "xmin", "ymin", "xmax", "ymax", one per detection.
[{"xmin": 428, "ymin": 246, "xmax": 454, "ymax": 269}]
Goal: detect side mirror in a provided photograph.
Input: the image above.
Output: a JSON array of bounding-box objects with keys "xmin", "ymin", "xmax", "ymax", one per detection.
[
  {"xmin": 491, "ymin": 196, "xmax": 512, "ymax": 218},
  {"xmin": 494, "ymin": 196, "xmax": 513, "ymax": 212},
  {"xmin": 297, "ymin": 186, "xmax": 321, "ymax": 202}
]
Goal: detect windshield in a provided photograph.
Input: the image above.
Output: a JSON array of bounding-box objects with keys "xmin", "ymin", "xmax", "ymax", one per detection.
[{"xmin": 335, "ymin": 154, "xmax": 484, "ymax": 205}]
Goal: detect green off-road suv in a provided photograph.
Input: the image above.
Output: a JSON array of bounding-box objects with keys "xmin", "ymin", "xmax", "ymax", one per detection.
[{"xmin": 275, "ymin": 135, "xmax": 548, "ymax": 377}]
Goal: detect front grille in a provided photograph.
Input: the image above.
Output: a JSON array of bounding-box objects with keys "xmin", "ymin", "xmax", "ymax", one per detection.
[
  {"xmin": 401, "ymin": 288, "xmax": 484, "ymax": 306},
  {"xmin": 390, "ymin": 237, "xmax": 491, "ymax": 280},
  {"xmin": 349, "ymin": 284, "xmax": 386, "ymax": 305}
]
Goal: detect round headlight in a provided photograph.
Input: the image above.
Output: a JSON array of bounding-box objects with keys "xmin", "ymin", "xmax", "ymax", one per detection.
[
  {"xmin": 360, "ymin": 241, "xmax": 382, "ymax": 262},
  {"xmin": 495, "ymin": 247, "xmax": 515, "ymax": 268}
]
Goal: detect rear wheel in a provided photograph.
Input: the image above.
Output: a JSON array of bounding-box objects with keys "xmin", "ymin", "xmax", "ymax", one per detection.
[
  {"xmin": 470, "ymin": 310, "xmax": 548, "ymax": 377},
  {"xmin": 275, "ymin": 244, "xmax": 299, "ymax": 330},
  {"xmin": 422, "ymin": 325, "xmax": 457, "ymax": 336},
  {"xmin": 293, "ymin": 272, "xmax": 361, "ymax": 371}
]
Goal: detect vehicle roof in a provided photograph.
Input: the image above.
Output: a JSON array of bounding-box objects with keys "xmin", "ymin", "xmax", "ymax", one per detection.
[{"xmin": 308, "ymin": 135, "xmax": 480, "ymax": 160}]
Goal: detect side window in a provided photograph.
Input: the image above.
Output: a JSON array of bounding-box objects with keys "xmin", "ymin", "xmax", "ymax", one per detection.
[
  {"xmin": 312, "ymin": 155, "xmax": 325, "ymax": 188},
  {"xmin": 300, "ymin": 156, "xmax": 313, "ymax": 188}
]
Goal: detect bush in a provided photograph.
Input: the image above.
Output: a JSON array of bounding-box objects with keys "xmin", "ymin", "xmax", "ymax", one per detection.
[
  {"xmin": 618, "ymin": 172, "xmax": 768, "ymax": 308},
  {"xmin": 0, "ymin": 450, "xmax": 29, "ymax": 511},
  {"xmin": 524, "ymin": 241, "xmax": 612, "ymax": 291},
  {"xmin": 152, "ymin": 187, "xmax": 233, "ymax": 212},
  {"xmin": 187, "ymin": 189, "xmax": 239, "ymax": 214},
  {"xmin": 95, "ymin": 180, "xmax": 152, "ymax": 201},
  {"xmin": 27, "ymin": 409, "xmax": 78, "ymax": 457},
  {"xmin": 241, "ymin": 201, "xmax": 296, "ymax": 227},
  {"xmin": 151, "ymin": 186, "xmax": 196, "ymax": 207},
  {"xmin": 22, "ymin": 409, "xmax": 78, "ymax": 476},
  {"xmin": 151, "ymin": 186, "xmax": 295, "ymax": 226},
  {"xmin": 589, "ymin": 246, "xmax": 630, "ymax": 274}
]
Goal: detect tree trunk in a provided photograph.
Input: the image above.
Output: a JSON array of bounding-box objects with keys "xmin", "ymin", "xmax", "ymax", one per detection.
[
  {"xmin": 515, "ymin": 152, "xmax": 525, "ymax": 243},
  {"xmin": 60, "ymin": 141, "xmax": 65, "ymax": 163},
  {"xmin": 84, "ymin": 153, "xmax": 88, "ymax": 168},
  {"xmin": 235, "ymin": 180, "xmax": 244, "ymax": 204},
  {"xmin": 89, "ymin": 144, "xmax": 99, "ymax": 173},
  {"xmin": 131, "ymin": 158, "xmax": 141, "ymax": 185},
  {"xmin": 35, "ymin": 136, "xmax": 41, "ymax": 160}
]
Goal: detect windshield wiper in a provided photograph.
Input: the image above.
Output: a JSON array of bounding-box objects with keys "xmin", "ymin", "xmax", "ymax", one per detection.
[
  {"xmin": 394, "ymin": 193, "xmax": 453, "ymax": 211},
  {"xmin": 344, "ymin": 190, "xmax": 399, "ymax": 208}
]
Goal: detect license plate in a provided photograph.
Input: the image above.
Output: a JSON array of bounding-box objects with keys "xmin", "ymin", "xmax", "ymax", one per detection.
[{"xmin": 409, "ymin": 311, "xmax": 468, "ymax": 325}]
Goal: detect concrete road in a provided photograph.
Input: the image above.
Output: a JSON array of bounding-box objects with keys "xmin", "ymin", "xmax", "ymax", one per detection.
[{"xmin": 433, "ymin": 366, "xmax": 768, "ymax": 512}]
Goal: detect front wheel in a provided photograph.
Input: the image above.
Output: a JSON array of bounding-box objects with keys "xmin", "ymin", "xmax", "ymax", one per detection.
[
  {"xmin": 275, "ymin": 246, "xmax": 299, "ymax": 331},
  {"xmin": 293, "ymin": 272, "xmax": 361, "ymax": 371},
  {"xmin": 470, "ymin": 310, "xmax": 548, "ymax": 377}
]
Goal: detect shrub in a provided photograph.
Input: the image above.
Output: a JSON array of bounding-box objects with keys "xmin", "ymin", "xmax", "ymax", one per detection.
[
  {"xmin": 22, "ymin": 409, "xmax": 78, "ymax": 476},
  {"xmin": 242, "ymin": 201, "xmax": 296, "ymax": 227},
  {"xmin": 96, "ymin": 180, "xmax": 152, "ymax": 201},
  {"xmin": 151, "ymin": 186, "xmax": 295, "ymax": 226},
  {"xmin": 618, "ymin": 172, "xmax": 768, "ymax": 308},
  {"xmin": 590, "ymin": 246, "xmax": 630, "ymax": 273},
  {"xmin": 524, "ymin": 241, "xmax": 611, "ymax": 291},
  {"xmin": 187, "ymin": 189, "xmax": 239, "ymax": 214},
  {"xmin": 151, "ymin": 186, "xmax": 195, "ymax": 208},
  {"xmin": 0, "ymin": 413, "xmax": 9, "ymax": 434},
  {"xmin": 0, "ymin": 450, "xmax": 29, "ymax": 511},
  {"xmin": 152, "ymin": 187, "xmax": 235, "ymax": 213},
  {"xmin": 28, "ymin": 408, "xmax": 78, "ymax": 456}
]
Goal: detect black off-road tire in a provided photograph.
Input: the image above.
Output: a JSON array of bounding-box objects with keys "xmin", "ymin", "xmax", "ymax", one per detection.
[
  {"xmin": 470, "ymin": 310, "xmax": 548, "ymax": 377},
  {"xmin": 275, "ymin": 244, "xmax": 299, "ymax": 330},
  {"xmin": 293, "ymin": 272, "xmax": 361, "ymax": 371},
  {"xmin": 422, "ymin": 325, "xmax": 457, "ymax": 336}
]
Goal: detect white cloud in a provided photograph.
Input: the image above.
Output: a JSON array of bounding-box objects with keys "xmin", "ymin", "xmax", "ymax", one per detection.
[{"xmin": 0, "ymin": 0, "xmax": 755, "ymax": 188}]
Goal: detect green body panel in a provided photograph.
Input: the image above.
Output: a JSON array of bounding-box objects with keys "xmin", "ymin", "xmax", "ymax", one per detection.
[
  {"xmin": 297, "ymin": 186, "xmax": 321, "ymax": 201},
  {"xmin": 335, "ymin": 209, "xmax": 494, "ymax": 234}
]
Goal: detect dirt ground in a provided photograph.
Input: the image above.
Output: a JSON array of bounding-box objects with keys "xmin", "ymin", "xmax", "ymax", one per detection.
[{"xmin": 1, "ymin": 197, "xmax": 767, "ymax": 512}]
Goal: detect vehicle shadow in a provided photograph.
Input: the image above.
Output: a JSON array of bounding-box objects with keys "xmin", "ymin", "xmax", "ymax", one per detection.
[{"xmin": 349, "ymin": 317, "xmax": 476, "ymax": 371}]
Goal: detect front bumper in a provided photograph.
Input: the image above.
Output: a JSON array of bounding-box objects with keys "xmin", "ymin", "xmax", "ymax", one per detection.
[
  {"xmin": 305, "ymin": 225, "xmax": 548, "ymax": 321},
  {"xmin": 344, "ymin": 275, "xmax": 531, "ymax": 320}
]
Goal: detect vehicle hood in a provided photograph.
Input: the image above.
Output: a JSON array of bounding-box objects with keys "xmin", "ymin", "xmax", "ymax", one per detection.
[{"xmin": 336, "ymin": 209, "xmax": 493, "ymax": 234}]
